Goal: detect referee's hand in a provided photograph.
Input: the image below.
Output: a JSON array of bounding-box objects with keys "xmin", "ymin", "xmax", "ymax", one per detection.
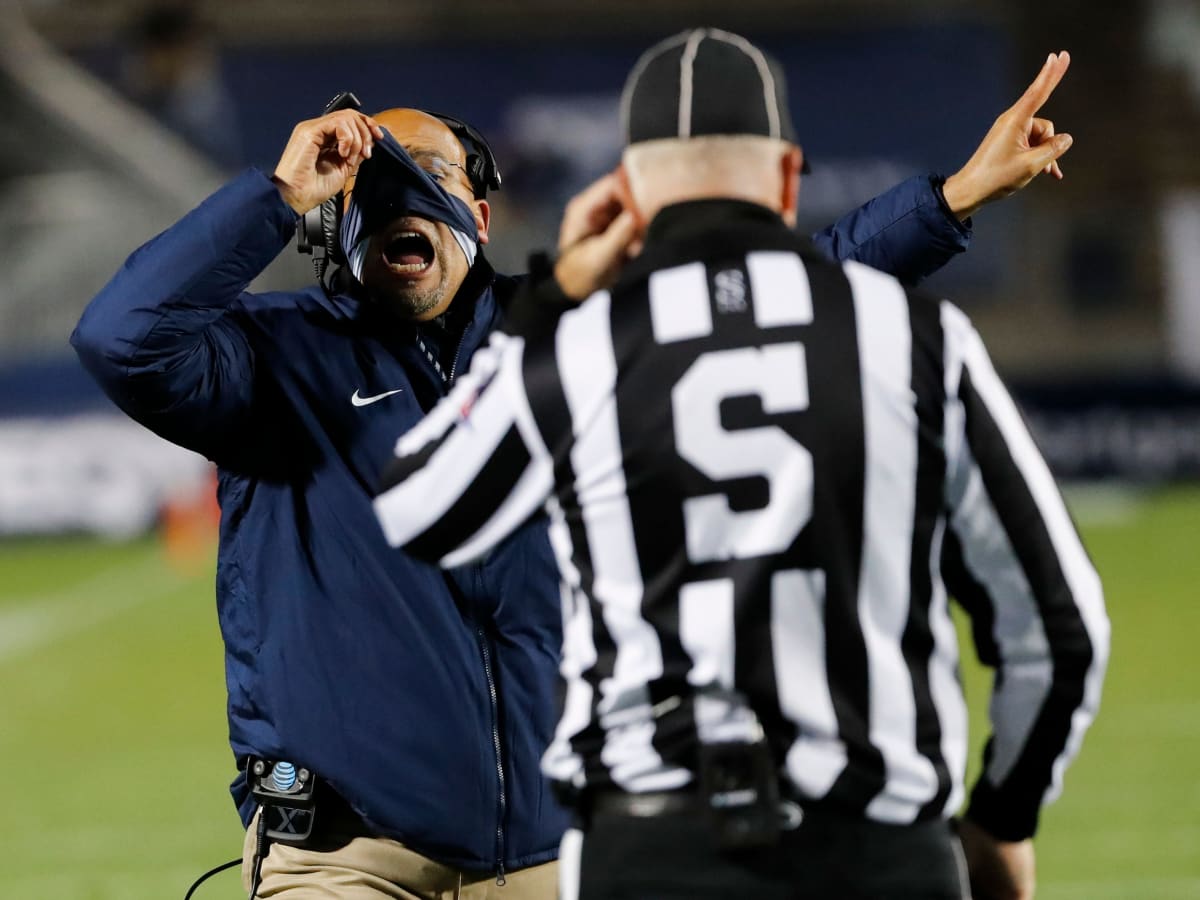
[
  {"xmin": 554, "ymin": 173, "xmax": 641, "ymax": 300},
  {"xmin": 958, "ymin": 817, "xmax": 1036, "ymax": 900},
  {"xmin": 942, "ymin": 50, "xmax": 1074, "ymax": 221}
]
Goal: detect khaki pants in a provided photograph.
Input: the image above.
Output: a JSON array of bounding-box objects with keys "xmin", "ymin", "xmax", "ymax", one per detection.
[{"xmin": 241, "ymin": 814, "xmax": 558, "ymax": 899}]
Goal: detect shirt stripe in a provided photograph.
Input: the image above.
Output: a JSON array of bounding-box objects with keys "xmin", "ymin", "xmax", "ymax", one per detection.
[
  {"xmin": 650, "ymin": 263, "xmax": 712, "ymax": 344},
  {"xmin": 557, "ymin": 291, "xmax": 675, "ymax": 792},
  {"xmin": 847, "ymin": 261, "xmax": 937, "ymax": 822},
  {"xmin": 747, "ymin": 250, "xmax": 813, "ymax": 328}
]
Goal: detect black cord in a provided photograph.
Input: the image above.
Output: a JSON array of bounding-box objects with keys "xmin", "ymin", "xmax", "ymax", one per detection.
[
  {"xmin": 247, "ymin": 806, "xmax": 270, "ymax": 899},
  {"xmin": 183, "ymin": 808, "xmax": 269, "ymax": 900},
  {"xmin": 183, "ymin": 858, "xmax": 239, "ymax": 900}
]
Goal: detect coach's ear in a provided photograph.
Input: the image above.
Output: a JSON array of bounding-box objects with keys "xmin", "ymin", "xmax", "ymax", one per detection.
[
  {"xmin": 472, "ymin": 198, "xmax": 491, "ymax": 245},
  {"xmin": 780, "ymin": 145, "xmax": 803, "ymax": 227}
]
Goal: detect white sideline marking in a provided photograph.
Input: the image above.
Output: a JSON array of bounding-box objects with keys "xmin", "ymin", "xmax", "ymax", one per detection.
[{"xmin": 0, "ymin": 552, "xmax": 186, "ymax": 663}]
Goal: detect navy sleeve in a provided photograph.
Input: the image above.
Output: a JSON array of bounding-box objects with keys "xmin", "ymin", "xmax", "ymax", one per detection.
[
  {"xmin": 71, "ymin": 169, "xmax": 297, "ymax": 456},
  {"xmin": 811, "ymin": 174, "xmax": 972, "ymax": 285}
]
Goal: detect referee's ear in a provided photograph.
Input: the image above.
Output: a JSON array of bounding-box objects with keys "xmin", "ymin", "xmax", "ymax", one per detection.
[{"xmin": 780, "ymin": 145, "xmax": 803, "ymax": 227}]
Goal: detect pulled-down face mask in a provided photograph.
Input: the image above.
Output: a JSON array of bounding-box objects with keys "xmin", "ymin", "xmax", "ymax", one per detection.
[{"xmin": 339, "ymin": 128, "xmax": 480, "ymax": 282}]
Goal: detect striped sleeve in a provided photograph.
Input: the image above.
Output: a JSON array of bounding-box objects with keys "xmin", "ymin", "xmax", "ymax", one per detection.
[
  {"xmin": 373, "ymin": 331, "xmax": 555, "ymax": 568},
  {"xmin": 940, "ymin": 302, "xmax": 1109, "ymax": 841}
]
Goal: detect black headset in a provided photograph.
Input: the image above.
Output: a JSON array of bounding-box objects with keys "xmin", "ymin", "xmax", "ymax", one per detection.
[{"xmin": 296, "ymin": 91, "xmax": 502, "ymax": 288}]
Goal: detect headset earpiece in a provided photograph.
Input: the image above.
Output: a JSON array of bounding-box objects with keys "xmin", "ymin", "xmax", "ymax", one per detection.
[
  {"xmin": 319, "ymin": 199, "xmax": 341, "ymax": 263},
  {"xmin": 467, "ymin": 154, "xmax": 485, "ymax": 192},
  {"xmin": 296, "ymin": 91, "xmax": 362, "ymax": 288},
  {"xmin": 422, "ymin": 111, "xmax": 502, "ymax": 198}
]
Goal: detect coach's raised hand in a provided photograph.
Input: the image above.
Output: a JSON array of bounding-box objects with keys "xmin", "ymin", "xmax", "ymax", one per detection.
[
  {"xmin": 942, "ymin": 50, "xmax": 1074, "ymax": 221},
  {"xmin": 272, "ymin": 110, "xmax": 385, "ymax": 214}
]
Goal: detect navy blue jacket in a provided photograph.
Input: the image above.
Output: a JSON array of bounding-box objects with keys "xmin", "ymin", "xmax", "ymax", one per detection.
[{"xmin": 71, "ymin": 169, "xmax": 969, "ymax": 873}]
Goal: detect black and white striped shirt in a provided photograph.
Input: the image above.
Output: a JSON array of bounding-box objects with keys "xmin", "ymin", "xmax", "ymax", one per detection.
[{"xmin": 374, "ymin": 199, "xmax": 1108, "ymax": 840}]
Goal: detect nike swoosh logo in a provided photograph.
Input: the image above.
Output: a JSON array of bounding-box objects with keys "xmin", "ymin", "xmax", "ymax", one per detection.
[{"xmin": 351, "ymin": 388, "xmax": 404, "ymax": 407}]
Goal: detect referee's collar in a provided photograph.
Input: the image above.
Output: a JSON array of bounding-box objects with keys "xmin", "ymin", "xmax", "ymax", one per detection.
[{"xmin": 643, "ymin": 198, "xmax": 788, "ymax": 244}]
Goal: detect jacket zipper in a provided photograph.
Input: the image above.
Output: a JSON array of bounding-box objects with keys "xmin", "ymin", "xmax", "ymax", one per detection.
[
  {"xmin": 452, "ymin": 312, "xmax": 502, "ymax": 879},
  {"xmin": 447, "ymin": 318, "xmax": 474, "ymax": 386},
  {"xmin": 476, "ymin": 624, "xmax": 508, "ymax": 885}
]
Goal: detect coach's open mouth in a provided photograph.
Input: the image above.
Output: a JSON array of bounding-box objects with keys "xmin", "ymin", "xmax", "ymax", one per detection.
[{"xmin": 383, "ymin": 231, "xmax": 435, "ymax": 274}]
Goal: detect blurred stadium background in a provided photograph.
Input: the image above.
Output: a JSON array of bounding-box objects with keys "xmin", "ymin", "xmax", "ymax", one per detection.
[{"xmin": 0, "ymin": 0, "xmax": 1197, "ymax": 896}]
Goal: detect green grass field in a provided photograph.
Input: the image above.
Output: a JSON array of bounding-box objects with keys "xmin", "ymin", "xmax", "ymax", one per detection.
[{"xmin": 1, "ymin": 487, "xmax": 1197, "ymax": 899}]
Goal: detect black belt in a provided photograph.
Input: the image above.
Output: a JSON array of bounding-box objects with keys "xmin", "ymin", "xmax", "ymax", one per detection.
[{"xmin": 585, "ymin": 787, "xmax": 809, "ymax": 830}]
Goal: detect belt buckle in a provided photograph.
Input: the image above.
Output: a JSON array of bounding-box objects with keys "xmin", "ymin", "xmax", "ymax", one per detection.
[{"xmin": 622, "ymin": 792, "xmax": 690, "ymax": 817}]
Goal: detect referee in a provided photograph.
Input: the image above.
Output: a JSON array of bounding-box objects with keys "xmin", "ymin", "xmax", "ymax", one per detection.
[{"xmin": 373, "ymin": 28, "xmax": 1109, "ymax": 900}]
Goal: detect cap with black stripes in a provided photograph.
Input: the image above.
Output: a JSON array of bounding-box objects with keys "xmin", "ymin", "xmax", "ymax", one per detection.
[{"xmin": 621, "ymin": 27, "xmax": 801, "ymax": 156}]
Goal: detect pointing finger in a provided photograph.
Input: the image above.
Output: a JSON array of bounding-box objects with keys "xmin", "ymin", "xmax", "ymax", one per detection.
[{"xmin": 1013, "ymin": 50, "xmax": 1071, "ymax": 118}]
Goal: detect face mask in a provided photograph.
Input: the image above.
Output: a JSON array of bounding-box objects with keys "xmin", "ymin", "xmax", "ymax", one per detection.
[{"xmin": 339, "ymin": 128, "xmax": 479, "ymax": 281}]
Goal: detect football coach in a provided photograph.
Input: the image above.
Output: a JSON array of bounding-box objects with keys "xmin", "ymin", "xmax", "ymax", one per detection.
[{"xmin": 373, "ymin": 27, "xmax": 1109, "ymax": 900}]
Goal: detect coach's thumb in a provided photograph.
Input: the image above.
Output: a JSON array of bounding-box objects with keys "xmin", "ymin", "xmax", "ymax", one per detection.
[{"xmin": 1033, "ymin": 133, "xmax": 1073, "ymax": 170}]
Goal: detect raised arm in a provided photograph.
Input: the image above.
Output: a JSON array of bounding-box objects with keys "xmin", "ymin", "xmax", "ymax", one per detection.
[
  {"xmin": 938, "ymin": 302, "xmax": 1108, "ymax": 897},
  {"xmin": 71, "ymin": 110, "xmax": 381, "ymax": 456},
  {"xmin": 813, "ymin": 51, "xmax": 1074, "ymax": 284},
  {"xmin": 811, "ymin": 174, "xmax": 971, "ymax": 285},
  {"xmin": 71, "ymin": 171, "xmax": 290, "ymax": 454}
]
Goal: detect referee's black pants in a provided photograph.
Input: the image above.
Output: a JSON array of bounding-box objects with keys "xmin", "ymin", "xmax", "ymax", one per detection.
[{"xmin": 562, "ymin": 805, "xmax": 969, "ymax": 900}]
